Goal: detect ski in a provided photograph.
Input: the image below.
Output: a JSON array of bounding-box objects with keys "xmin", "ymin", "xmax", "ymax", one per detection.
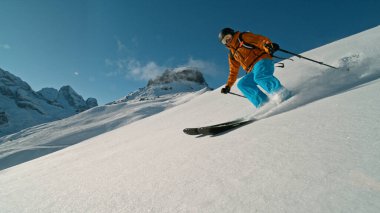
[
  {"xmin": 183, "ymin": 118, "xmax": 246, "ymax": 135},
  {"xmin": 184, "ymin": 91, "xmax": 296, "ymax": 136},
  {"xmin": 198, "ymin": 118, "xmax": 256, "ymax": 135},
  {"xmin": 183, "ymin": 118, "xmax": 256, "ymax": 136}
]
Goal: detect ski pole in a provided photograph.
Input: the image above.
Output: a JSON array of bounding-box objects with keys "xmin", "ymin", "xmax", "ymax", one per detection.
[
  {"xmin": 278, "ymin": 48, "xmax": 339, "ymax": 69},
  {"xmin": 228, "ymin": 92, "xmax": 246, "ymax": 98}
]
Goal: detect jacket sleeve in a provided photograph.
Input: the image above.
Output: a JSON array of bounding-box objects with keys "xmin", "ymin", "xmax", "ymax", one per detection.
[
  {"xmin": 244, "ymin": 32, "xmax": 271, "ymax": 50},
  {"xmin": 226, "ymin": 52, "xmax": 240, "ymax": 87}
]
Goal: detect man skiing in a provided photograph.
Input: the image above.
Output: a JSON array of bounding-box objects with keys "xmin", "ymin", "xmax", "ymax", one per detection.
[{"xmin": 219, "ymin": 27, "xmax": 290, "ymax": 108}]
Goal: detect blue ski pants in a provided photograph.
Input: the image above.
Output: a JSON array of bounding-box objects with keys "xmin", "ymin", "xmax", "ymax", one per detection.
[{"xmin": 237, "ymin": 59, "xmax": 283, "ymax": 108}]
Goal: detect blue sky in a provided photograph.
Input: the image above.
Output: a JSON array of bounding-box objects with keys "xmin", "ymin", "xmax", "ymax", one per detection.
[{"xmin": 1, "ymin": 0, "xmax": 379, "ymax": 104}]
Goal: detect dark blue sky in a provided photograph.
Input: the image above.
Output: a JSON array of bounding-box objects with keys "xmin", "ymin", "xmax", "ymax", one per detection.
[{"xmin": 1, "ymin": 0, "xmax": 379, "ymax": 104}]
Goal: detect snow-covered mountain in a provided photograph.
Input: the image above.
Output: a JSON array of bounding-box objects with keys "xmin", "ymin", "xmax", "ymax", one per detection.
[
  {"xmin": 109, "ymin": 68, "xmax": 209, "ymax": 104},
  {"xmin": 0, "ymin": 68, "xmax": 98, "ymax": 137},
  {"xmin": 0, "ymin": 26, "xmax": 380, "ymax": 212},
  {"xmin": 0, "ymin": 68, "xmax": 210, "ymax": 170}
]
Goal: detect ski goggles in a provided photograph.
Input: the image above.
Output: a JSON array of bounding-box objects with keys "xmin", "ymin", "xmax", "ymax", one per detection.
[{"xmin": 221, "ymin": 34, "xmax": 233, "ymax": 45}]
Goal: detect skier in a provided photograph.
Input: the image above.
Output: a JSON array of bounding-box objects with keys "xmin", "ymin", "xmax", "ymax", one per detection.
[{"xmin": 219, "ymin": 27, "xmax": 290, "ymax": 108}]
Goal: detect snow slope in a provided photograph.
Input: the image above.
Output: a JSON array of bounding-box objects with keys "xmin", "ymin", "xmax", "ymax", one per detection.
[
  {"xmin": 0, "ymin": 26, "xmax": 380, "ymax": 212},
  {"xmin": 0, "ymin": 68, "xmax": 209, "ymax": 170}
]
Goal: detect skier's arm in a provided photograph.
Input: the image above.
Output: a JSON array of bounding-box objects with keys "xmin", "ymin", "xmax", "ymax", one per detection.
[
  {"xmin": 226, "ymin": 52, "xmax": 240, "ymax": 88},
  {"xmin": 243, "ymin": 33, "xmax": 272, "ymax": 50},
  {"xmin": 243, "ymin": 32, "xmax": 277, "ymax": 55}
]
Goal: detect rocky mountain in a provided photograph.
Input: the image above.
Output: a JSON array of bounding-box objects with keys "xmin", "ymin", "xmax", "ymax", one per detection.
[
  {"xmin": 0, "ymin": 68, "xmax": 98, "ymax": 137},
  {"xmin": 109, "ymin": 67, "xmax": 210, "ymax": 105}
]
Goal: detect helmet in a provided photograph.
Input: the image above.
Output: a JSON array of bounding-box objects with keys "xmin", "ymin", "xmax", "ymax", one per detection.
[{"xmin": 218, "ymin": 28, "xmax": 235, "ymax": 43}]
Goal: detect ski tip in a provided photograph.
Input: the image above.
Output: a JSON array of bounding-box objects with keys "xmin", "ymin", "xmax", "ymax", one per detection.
[{"xmin": 183, "ymin": 128, "xmax": 200, "ymax": 135}]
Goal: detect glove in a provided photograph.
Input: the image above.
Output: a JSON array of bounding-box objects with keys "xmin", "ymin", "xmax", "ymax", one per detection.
[
  {"xmin": 263, "ymin": 42, "xmax": 280, "ymax": 55},
  {"xmin": 221, "ymin": 85, "xmax": 230, "ymax": 94}
]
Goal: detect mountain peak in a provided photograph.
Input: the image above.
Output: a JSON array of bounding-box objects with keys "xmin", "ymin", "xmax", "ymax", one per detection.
[
  {"xmin": 0, "ymin": 68, "xmax": 32, "ymax": 92},
  {"xmin": 109, "ymin": 67, "xmax": 210, "ymax": 105},
  {"xmin": 0, "ymin": 68, "xmax": 98, "ymax": 137},
  {"xmin": 57, "ymin": 85, "xmax": 96, "ymax": 112},
  {"xmin": 147, "ymin": 67, "xmax": 208, "ymax": 87}
]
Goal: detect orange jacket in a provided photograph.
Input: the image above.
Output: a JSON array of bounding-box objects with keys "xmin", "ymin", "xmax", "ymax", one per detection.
[{"xmin": 225, "ymin": 31, "xmax": 272, "ymax": 87}]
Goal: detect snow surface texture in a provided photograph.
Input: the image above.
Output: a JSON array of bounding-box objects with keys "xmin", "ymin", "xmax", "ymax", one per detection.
[
  {"xmin": 0, "ymin": 26, "xmax": 380, "ymax": 212},
  {"xmin": 0, "ymin": 68, "xmax": 210, "ymax": 170}
]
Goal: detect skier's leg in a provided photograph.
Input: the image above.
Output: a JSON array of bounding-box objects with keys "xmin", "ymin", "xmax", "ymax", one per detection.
[
  {"xmin": 253, "ymin": 59, "xmax": 283, "ymax": 94},
  {"xmin": 253, "ymin": 59, "xmax": 292, "ymax": 103},
  {"xmin": 237, "ymin": 72, "xmax": 268, "ymax": 108}
]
